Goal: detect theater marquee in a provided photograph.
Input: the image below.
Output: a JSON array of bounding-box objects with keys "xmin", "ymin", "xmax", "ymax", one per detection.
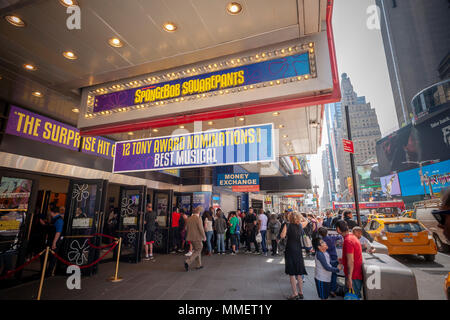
[{"xmin": 78, "ymin": 28, "xmax": 338, "ymax": 136}]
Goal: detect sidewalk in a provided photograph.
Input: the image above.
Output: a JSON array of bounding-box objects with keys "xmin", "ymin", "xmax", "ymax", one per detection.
[{"xmin": 0, "ymin": 251, "xmax": 343, "ymax": 300}]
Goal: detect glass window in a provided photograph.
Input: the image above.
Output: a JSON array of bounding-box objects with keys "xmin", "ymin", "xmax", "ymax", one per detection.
[{"xmin": 385, "ymin": 223, "xmax": 424, "ymax": 233}]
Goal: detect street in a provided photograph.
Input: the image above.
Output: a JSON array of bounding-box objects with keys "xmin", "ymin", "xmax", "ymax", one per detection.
[{"xmin": 392, "ymin": 252, "xmax": 450, "ymax": 300}]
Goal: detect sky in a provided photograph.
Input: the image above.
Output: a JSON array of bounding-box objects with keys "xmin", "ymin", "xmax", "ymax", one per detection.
[{"xmin": 309, "ymin": 0, "xmax": 399, "ymax": 201}]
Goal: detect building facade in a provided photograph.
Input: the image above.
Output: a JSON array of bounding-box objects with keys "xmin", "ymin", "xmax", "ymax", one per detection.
[
  {"xmin": 376, "ymin": 0, "xmax": 450, "ymax": 127},
  {"xmin": 333, "ymin": 74, "xmax": 382, "ymax": 200}
]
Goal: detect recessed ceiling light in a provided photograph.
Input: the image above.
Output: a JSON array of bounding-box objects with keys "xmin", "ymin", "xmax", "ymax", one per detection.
[
  {"xmin": 226, "ymin": 2, "xmax": 242, "ymax": 15},
  {"xmin": 23, "ymin": 64, "xmax": 36, "ymax": 71},
  {"xmin": 108, "ymin": 37, "xmax": 123, "ymax": 48},
  {"xmin": 152, "ymin": 128, "xmax": 159, "ymax": 132},
  {"xmin": 71, "ymin": 108, "xmax": 80, "ymax": 113},
  {"xmin": 59, "ymin": 0, "xmax": 78, "ymax": 7},
  {"xmin": 128, "ymin": 132, "xmax": 134, "ymax": 136},
  {"xmin": 208, "ymin": 121, "xmax": 214, "ymax": 125},
  {"xmin": 32, "ymin": 91, "xmax": 43, "ymax": 98},
  {"xmin": 239, "ymin": 117, "xmax": 245, "ymax": 121},
  {"xmin": 273, "ymin": 112, "xmax": 280, "ymax": 116},
  {"xmin": 279, "ymin": 124, "xmax": 284, "ymax": 128},
  {"xmin": 5, "ymin": 15, "xmax": 25, "ymax": 27},
  {"xmin": 283, "ymin": 134, "xmax": 288, "ymax": 138},
  {"xmin": 179, "ymin": 125, "xmax": 185, "ymax": 129},
  {"xmin": 63, "ymin": 51, "xmax": 77, "ymax": 60},
  {"xmin": 163, "ymin": 22, "xmax": 177, "ymax": 32}
]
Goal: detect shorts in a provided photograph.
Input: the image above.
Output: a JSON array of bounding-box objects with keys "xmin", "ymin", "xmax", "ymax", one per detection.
[
  {"xmin": 230, "ymin": 234, "xmax": 238, "ymax": 246},
  {"xmin": 145, "ymin": 230, "xmax": 156, "ymax": 243}
]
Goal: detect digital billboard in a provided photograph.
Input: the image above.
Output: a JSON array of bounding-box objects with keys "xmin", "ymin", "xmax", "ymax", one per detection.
[
  {"xmin": 377, "ymin": 107, "xmax": 450, "ymax": 176},
  {"xmin": 380, "ymin": 174, "xmax": 401, "ymax": 196},
  {"xmin": 356, "ymin": 163, "xmax": 381, "ymax": 190},
  {"xmin": 398, "ymin": 159, "xmax": 450, "ymax": 197}
]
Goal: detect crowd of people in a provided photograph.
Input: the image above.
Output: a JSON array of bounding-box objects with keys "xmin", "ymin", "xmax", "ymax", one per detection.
[{"xmin": 141, "ymin": 201, "xmax": 378, "ymax": 300}]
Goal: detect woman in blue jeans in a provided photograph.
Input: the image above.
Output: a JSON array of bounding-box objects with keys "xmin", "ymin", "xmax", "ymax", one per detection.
[{"xmin": 203, "ymin": 211, "xmax": 214, "ymax": 256}]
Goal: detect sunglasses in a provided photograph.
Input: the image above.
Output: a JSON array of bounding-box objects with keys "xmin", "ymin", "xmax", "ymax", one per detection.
[{"xmin": 431, "ymin": 209, "xmax": 450, "ymax": 225}]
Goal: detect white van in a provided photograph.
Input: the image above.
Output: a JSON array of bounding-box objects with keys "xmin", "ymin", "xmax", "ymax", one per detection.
[{"xmin": 414, "ymin": 199, "xmax": 450, "ymax": 252}]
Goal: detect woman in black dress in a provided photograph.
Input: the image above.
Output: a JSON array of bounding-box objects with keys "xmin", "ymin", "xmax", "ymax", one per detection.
[{"xmin": 280, "ymin": 212, "xmax": 309, "ymax": 300}]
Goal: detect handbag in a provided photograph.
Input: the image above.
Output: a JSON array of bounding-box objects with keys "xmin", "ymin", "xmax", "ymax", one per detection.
[
  {"xmin": 255, "ymin": 232, "xmax": 262, "ymax": 243},
  {"xmin": 344, "ymin": 288, "xmax": 360, "ymax": 300},
  {"xmin": 302, "ymin": 234, "xmax": 312, "ymax": 248}
]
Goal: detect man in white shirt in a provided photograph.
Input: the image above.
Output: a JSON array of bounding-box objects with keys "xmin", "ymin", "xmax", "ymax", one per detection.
[
  {"xmin": 258, "ymin": 209, "xmax": 269, "ymax": 256},
  {"xmin": 352, "ymin": 227, "xmax": 375, "ymax": 254}
]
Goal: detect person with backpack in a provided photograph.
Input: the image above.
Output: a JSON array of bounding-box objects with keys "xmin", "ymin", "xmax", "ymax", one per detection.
[
  {"xmin": 268, "ymin": 214, "xmax": 281, "ymax": 256},
  {"xmin": 228, "ymin": 211, "xmax": 239, "ymax": 255}
]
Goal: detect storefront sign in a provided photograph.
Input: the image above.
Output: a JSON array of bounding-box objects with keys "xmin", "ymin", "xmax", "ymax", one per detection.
[
  {"xmin": 113, "ymin": 123, "xmax": 274, "ymax": 173},
  {"xmin": 0, "ymin": 220, "xmax": 21, "ymax": 231},
  {"xmin": 6, "ymin": 106, "xmax": 116, "ymax": 160},
  {"xmin": 123, "ymin": 217, "xmax": 137, "ymax": 226},
  {"xmin": 72, "ymin": 218, "xmax": 93, "ymax": 229},
  {"xmin": 217, "ymin": 173, "xmax": 259, "ymax": 187},
  {"xmin": 232, "ymin": 185, "xmax": 260, "ymax": 192},
  {"xmin": 93, "ymin": 53, "xmax": 310, "ymax": 113}
]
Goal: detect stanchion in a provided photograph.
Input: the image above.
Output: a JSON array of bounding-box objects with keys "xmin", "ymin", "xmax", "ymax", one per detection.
[
  {"xmin": 108, "ymin": 237, "xmax": 123, "ymax": 282},
  {"xmin": 37, "ymin": 246, "xmax": 50, "ymax": 300}
]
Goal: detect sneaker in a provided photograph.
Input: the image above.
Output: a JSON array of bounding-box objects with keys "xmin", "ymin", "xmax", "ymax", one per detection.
[
  {"xmin": 185, "ymin": 251, "xmax": 193, "ymax": 257},
  {"xmin": 253, "ymin": 251, "xmax": 260, "ymax": 254},
  {"xmin": 149, "ymin": 255, "xmax": 154, "ymax": 260},
  {"xmin": 231, "ymin": 252, "xmax": 236, "ymax": 255},
  {"xmin": 144, "ymin": 256, "xmax": 150, "ymax": 261}
]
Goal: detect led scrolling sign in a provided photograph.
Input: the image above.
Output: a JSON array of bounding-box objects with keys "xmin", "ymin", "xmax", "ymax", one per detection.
[{"xmin": 84, "ymin": 42, "xmax": 317, "ymax": 119}]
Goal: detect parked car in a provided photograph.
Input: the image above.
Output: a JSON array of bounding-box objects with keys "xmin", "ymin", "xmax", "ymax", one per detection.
[
  {"xmin": 413, "ymin": 199, "xmax": 450, "ymax": 253},
  {"xmin": 365, "ymin": 217, "xmax": 437, "ymax": 261}
]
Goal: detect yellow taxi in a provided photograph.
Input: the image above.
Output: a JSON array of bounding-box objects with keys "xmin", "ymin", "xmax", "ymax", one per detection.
[
  {"xmin": 366, "ymin": 213, "xmax": 385, "ymax": 225},
  {"xmin": 446, "ymin": 272, "xmax": 450, "ymax": 300},
  {"xmin": 365, "ymin": 217, "xmax": 437, "ymax": 261},
  {"xmin": 401, "ymin": 210, "xmax": 414, "ymax": 218}
]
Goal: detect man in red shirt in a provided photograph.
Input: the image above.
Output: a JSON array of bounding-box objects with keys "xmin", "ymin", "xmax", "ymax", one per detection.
[
  {"xmin": 336, "ymin": 220, "xmax": 363, "ymax": 299},
  {"xmin": 170, "ymin": 207, "xmax": 181, "ymax": 253}
]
